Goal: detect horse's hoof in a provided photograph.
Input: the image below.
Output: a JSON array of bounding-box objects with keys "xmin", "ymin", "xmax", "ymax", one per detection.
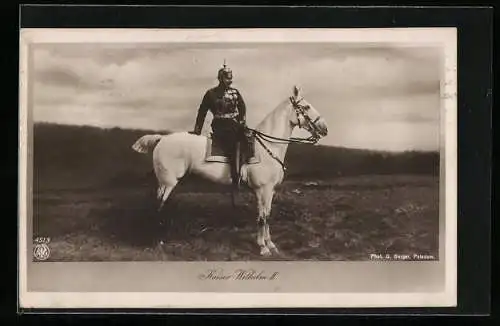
[
  {"xmin": 269, "ymin": 246, "xmax": 280, "ymax": 255},
  {"xmin": 266, "ymin": 240, "xmax": 280, "ymax": 255},
  {"xmin": 260, "ymin": 246, "xmax": 272, "ymax": 256}
]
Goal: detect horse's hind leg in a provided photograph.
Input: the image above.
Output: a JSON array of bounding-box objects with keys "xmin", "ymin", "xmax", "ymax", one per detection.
[
  {"xmin": 153, "ymin": 152, "xmax": 187, "ymax": 212},
  {"xmin": 157, "ymin": 184, "xmax": 167, "ymax": 202},
  {"xmin": 156, "ymin": 166, "xmax": 184, "ymax": 212},
  {"xmin": 157, "ymin": 182, "xmax": 177, "ymax": 212}
]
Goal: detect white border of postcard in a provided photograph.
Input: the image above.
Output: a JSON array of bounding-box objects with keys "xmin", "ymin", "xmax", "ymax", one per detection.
[{"xmin": 18, "ymin": 28, "xmax": 457, "ymax": 309}]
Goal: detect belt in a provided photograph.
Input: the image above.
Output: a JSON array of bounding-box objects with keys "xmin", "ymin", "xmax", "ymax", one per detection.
[{"xmin": 213, "ymin": 112, "xmax": 238, "ymax": 119}]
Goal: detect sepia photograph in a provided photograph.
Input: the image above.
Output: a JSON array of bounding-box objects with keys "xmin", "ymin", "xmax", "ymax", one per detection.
[{"xmin": 19, "ymin": 27, "xmax": 457, "ymax": 309}]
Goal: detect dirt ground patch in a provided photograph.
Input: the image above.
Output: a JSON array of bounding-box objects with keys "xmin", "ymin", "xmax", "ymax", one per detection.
[{"xmin": 33, "ymin": 174, "xmax": 439, "ymax": 261}]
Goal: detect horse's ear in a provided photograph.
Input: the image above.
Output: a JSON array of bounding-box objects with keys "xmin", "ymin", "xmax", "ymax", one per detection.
[{"xmin": 293, "ymin": 85, "xmax": 301, "ymax": 97}]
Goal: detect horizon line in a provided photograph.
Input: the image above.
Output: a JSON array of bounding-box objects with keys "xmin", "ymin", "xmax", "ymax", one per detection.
[{"xmin": 32, "ymin": 121, "xmax": 440, "ymax": 154}]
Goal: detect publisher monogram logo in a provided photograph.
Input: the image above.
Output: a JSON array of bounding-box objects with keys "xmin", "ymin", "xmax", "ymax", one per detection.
[{"xmin": 33, "ymin": 237, "xmax": 51, "ymax": 261}]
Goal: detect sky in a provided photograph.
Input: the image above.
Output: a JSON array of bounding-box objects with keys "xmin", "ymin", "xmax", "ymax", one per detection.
[{"xmin": 32, "ymin": 42, "xmax": 442, "ymax": 151}]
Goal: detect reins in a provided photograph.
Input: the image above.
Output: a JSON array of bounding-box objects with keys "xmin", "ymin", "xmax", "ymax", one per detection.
[
  {"xmin": 252, "ymin": 133, "xmax": 288, "ymax": 172},
  {"xmin": 244, "ymin": 96, "xmax": 320, "ymax": 145},
  {"xmin": 247, "ymin": 128, "xmax": 319, "ymax": 145},
  {"xmin": 243, "ymin": 97, "xmax": 322, "ymax": 172}
]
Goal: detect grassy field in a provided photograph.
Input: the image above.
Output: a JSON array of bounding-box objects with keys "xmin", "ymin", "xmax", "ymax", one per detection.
[{"xmin": 32, "ymin": 123, "xmax": 440, "ymax": 261}]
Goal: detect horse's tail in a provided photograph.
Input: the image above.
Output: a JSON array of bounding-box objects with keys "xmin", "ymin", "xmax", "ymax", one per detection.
[{"xmin": 132, "ymin": 134, "xmax": 163, "ymax": 154}]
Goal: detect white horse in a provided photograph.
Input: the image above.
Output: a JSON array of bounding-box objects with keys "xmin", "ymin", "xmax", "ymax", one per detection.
[{"xmin": 132, "ymin": 86, "xmax": 328, "ymax": 256}]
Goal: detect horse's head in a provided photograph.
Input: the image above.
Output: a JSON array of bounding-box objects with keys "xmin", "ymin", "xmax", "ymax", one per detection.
[{"xmin": 288, "ymin": 86, "xmax": 328, "ymax": 141}]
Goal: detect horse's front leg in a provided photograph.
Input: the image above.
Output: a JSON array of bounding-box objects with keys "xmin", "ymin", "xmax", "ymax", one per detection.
[
  {"xmin": 262, "ymin": 187, "xmax": 279, "ymax": 254},
  {"xmin": 256, "ymin": 185, "xmax": 279, "ymax": 256},
  {"xmin": 256, "ymin": 187, "xmax": 271, "ymax": 256},
  {"xmin": 264, "ymin": 222, "xmax": 279, "ymax": 254},
  {"xmin": 257, "ymin": 216, "xmax": 271, "ymax": 256}
]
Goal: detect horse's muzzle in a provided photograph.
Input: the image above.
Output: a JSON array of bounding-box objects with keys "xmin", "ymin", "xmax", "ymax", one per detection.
[{"xmin": 316, "ymin": 118, "xmax": 328, "ymax": 137}]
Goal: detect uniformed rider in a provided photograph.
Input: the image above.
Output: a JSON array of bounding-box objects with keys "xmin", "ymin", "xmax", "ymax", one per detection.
[{"xmin": 192, "ymin": 62, "xmax": 251, "ymax": 190}]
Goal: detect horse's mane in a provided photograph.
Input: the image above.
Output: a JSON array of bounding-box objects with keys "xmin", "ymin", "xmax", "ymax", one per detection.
[{"xmin": 255, "ymin": 98, "xmax": 291, "ymax": 131}]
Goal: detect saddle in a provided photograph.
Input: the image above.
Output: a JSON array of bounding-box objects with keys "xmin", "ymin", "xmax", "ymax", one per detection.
[{"xmin": 205, "ymin": 132, "xmax": 260, "ymax": 167}]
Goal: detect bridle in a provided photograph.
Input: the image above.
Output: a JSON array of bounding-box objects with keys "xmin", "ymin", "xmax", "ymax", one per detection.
[
  {"xmin": 245, "ymin": 96, "xmax": 324, "ymax": 172},
  {"xmin": 289, "ymin": 96, "xmax": 323, "ymax": 142}
]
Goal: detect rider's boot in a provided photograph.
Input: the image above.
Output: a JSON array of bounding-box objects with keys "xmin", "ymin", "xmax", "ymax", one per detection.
[{"xmin": 230, "ymin": 155, "xmax": 240, "ymax": 190}]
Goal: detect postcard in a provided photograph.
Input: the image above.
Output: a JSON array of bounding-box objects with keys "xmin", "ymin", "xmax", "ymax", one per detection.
[{"xmin": 18, "ymin": 27, "xmax": 457, "ymax": 309}]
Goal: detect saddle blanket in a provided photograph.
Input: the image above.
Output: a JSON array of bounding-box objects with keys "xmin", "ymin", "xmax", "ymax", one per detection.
[{"xmin": 205, "ymin": 136, "xmax": 260, "ymax": 164}]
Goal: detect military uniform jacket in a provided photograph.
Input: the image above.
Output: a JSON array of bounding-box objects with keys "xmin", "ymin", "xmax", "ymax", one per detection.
[{"xmin": 194, "ymin": 85, "xmax": 247, "ymax": 135}]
